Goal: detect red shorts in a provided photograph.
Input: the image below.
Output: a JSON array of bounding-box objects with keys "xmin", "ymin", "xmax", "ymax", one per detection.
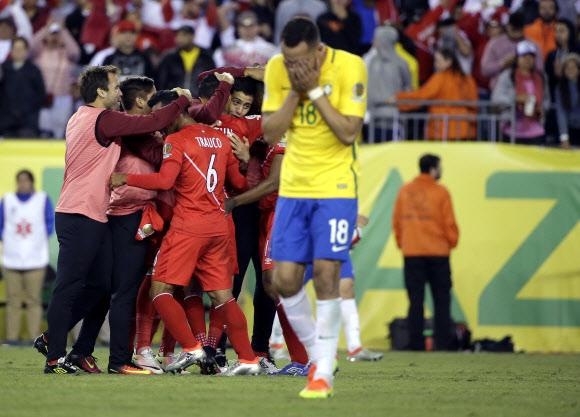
[
  {"xmin": 152, "ymin": 229, "xmax": 232, "ymax": 291},
  {"xmin": 227, "ymin": 215, "xmax": 239, "ymax": 275},
  {"xmin": 258, "ymin": 209, "xmax": 275, "ymax": 271}
]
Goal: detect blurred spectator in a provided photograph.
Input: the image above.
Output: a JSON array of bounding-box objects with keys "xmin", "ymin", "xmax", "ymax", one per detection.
[
  {"xmin": 0, "ymin": 0, "xmax": 33, "ymax": 40},
  {"xmin": 405, "ymin": 0, "xmax": 459, "ymax": 84},
  {"xmin": 250, "ymin": 0, "xmax": 275, "ymax": 41},
  {"xmin": 0, "ymin": 170, "xmax": 53, "ymax": 345},
  {"xmin": 390, "ymin": 48, "xmax": 478, "ymax": 141},
  {"xmin": 65, "ymin": 0, "xmax": 95, "ymax": 65},
  {"xmin": 317, "ymin": 0, "xmax": 362, "ymax": 55},
  {"xmin": 545, "ymin": 19, "xmax": 580, "ymax": 96},
  {"xmin": 30, "ymin": 20, "xmax": 80, "ymax": 138},
  {"xmin": 481, "ymin": 11, "xmax": 543, "ymax": 91},
  {"xmin": 156, "ymin": 25, "xmax": 214, "ymax": 95},
  {"xmin": 213, "ymin": 10, "xmax": 277, "ymax": 67},
  {"xmin": 0, "ymin": 17, "xmax": 16, "ymax": 63},
  {"xmin": 0, "ymin": 37, "xmax": 45, "ymax": 137},
  {"xmin": 274, "ymin": 0, "xmax": 327, "ymax": 45},
  {"xmin": 555, "ymin": 53, "xmax": 580, "ymax": 148},
  {"xmin": 436, "ymin": 17, "xmax": 473, "ymax": 75},
  {"xmin": 88, "ymin": 26, "xmax": 118, "ymax": 66},
  {"xmin": 524, "ymin": 0, "xmax": 557, "ymax": 59},
  {"xmin": 363, "ymin": 25, "xmax": 412, "ymax": 140},
  {"xmin": 492, "ymin": 40, "xmax": 551, "ymax": 145},
  {"xmin": 103, "ymin": 20, "xmax": 155, "ymax": 80},
  {"xmin": 22, "ymin": 0, "xmax": 49, "ymax": 33},
  {"xmin": 79, "ymin": 0, "xmax": 112, "ymax": 55},
  {"xmin": 351, "ymin": 0, "xmax": 380, "ymax": 54}
]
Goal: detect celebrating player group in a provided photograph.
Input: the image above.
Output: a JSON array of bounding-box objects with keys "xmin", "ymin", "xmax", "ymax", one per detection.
[{"xmin": 34, "ymin": 17, "xmax": 381, "ymax": 399}]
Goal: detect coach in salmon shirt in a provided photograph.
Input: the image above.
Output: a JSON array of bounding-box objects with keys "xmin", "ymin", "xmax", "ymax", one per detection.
[
  {"xmin": 37, "ymin": 65, "xmax": 192, "ymax": 374},
  {"xmin": 392, "ymin": 154, "xmax": 459, "ymax": 352}
]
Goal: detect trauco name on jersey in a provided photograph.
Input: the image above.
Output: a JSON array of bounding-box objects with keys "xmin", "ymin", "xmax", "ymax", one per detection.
[{"xmin": 195, "ymin": 136, "xmax": 223, "ymax": 148}]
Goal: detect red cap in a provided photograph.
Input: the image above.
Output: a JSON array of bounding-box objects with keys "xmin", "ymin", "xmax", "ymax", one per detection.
[
  {"xmin": 488, "ymin": 6, "xmax": 509, "ymax": 27},
  {"xmin": 116, "ymin": 20, "xmax": 137, "ymax": 33}
]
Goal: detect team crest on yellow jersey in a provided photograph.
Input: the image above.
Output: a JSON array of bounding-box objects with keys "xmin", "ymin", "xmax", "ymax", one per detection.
[{"xmin": 323, "ymin": 84, "xmax": 332, "ymax": 96}]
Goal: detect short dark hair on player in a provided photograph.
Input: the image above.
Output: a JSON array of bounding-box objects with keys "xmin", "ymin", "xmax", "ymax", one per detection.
[
  {"xmin": 281, "ymin": 17, "xmax": 320, "ymax": 48},
  {"xmin": 12, "ymin": 36, "xmax": 29, "ymax": 49},
  {"xmin": 16, "ymin": 169, "xmax": 34, "ymax": 183},
  {"xmin": 419, "ymin": 154, "xmax": 441, "ymax": 174},
  {"xmin": 79, "ymin": 65, "xmax": 120, "ymax": 104},
  {"xmin": 147, "ymin": 90, "xmax": 179, "ymax": 109},
  {"xmin": 120, "ymin": 76, "xmax": 155, "ymax": 111},
  {"xmin": 198, "ymin": 73, "xmax": 221, "ymax": 100},
  {"xmin": 232, "ymin": 77, "xmax": 257, "ymax": 98}
]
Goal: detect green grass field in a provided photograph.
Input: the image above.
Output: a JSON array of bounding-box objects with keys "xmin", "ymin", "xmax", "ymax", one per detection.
[{"xmin": 0, "ymin": 347, "xmax": 578, "ymax": 417}]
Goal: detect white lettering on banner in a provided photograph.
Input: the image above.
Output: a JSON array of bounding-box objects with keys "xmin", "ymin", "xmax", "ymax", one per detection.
[{"xmin": 195, "ymin": 137, "xmax": 223, "ymax": 148}]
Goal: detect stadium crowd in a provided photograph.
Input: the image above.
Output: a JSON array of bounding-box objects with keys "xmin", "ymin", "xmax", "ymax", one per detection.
[{"xmin": 0, "ymin": 0, "xmax": 577, "ymax": 146}]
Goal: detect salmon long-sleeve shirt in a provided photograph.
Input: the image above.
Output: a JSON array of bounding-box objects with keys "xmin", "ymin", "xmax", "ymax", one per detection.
[{"xmin": 392, "ymin": 174, "xmax": 459, "ymax": 257}]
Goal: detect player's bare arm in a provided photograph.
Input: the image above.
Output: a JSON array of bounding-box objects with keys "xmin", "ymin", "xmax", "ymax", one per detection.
[
  {"xmin": 243, "ymin": 65, "xmax": 265, "ymax": 81},
  {"xmin": 225, "ymin": 154, "xmax": 282, "ymax": 216},
  {"xmin": 262, "ymin": 92, "xmax": 300, "ymax": 145},
  {"xmin": 293, "ymin": 59, "xmax": 363, "ymax": 146}
]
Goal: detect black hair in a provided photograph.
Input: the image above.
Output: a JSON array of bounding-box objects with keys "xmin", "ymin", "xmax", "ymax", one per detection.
[
  {"xmin": 508, "ymin": 11, "xmax": 525, "ymax": 30},
  {"xmin": 419, "ymin": 154, "xmax": 440, "ymax": 174},
  {"xmin": 436, "ymin": 17, "xmax": 455, "ymax": 29},
  {"xmin": 281, "ymin": 16, "xmax": 320, "ymax": 48},
  {"xmin": 78, "ymin": 65, "xmax": 120, "ymax": 104},
  {"xmin": 147, "ymin": 90, "xmax": 179, "ymax": 109},
  {"xmin": 232, "ymin": 77, "xmax": 257, "ymax": 98},
  {"xmin": 555, "ymin": 18, "xmax": 577, "ymax": 49},
  {"xmin": 16, "ymin": 169, "xmax": 34, "ymax": 183},
  {"xmin": 559, "ymin": 59, "xmax": 580, "ymax": 111},
  {"xmin": 437, "ymin": 47, "xmax": 464, "ymax": 76},
  {"xmin": 11, "ymin": 36, "xmax": 29, "ymax": 49},
  {"xmin": 198, "ymin": 73, "xmax": 221, "ymax": 100},
  {"xmin": 120, "ymin": 76, "xmax": 156, "ymax": 111}
]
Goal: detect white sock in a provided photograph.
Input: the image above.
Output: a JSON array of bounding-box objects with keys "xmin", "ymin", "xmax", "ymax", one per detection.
[
  {"xmin": 280, "ymin": 288, "xmax": 320, "ymax": 362},
  {"xmin": 313, "ymin": 298, "xmax": 342, "ymax": 385},
  {"xmin": 341, "ymin": 298, "xmax": 362, "ymax": 353},
  {"xmin": 270, "ymin": 312, "xmax": 284, "ymax": 346}
]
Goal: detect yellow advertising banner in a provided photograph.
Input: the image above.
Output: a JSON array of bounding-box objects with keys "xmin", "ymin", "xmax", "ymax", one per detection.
[{"xmin": 1, "ymin": 140, "xmax": 579, "ymax": 352}]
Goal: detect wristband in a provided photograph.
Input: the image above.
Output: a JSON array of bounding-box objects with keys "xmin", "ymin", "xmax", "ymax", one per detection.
[{"xmin": 307, "ymin": 86, "xmax": 324, "ymax": 101}]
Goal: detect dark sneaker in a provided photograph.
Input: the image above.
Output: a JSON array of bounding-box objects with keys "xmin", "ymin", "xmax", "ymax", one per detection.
[
  {"xmin": 67, "ymin": 351, "xmax": 104, "ymax": 373},
  {"xmin": 215, "ymin": 348, "xmax": 228, "ymax": 373},
  {"xmin": 33, "ymin": 334, "xmax": 48, "ymax": 357},
  {"xmin": 108, "ymin": 361, "xmax": 154, "ymax": 375},
  {"xmin": 44, "ymin": 357, "xmax": 78, "ymax": 374},
  {"xmin": 200, "ymin": 346, "xmax": 218, "ymax": 375}
]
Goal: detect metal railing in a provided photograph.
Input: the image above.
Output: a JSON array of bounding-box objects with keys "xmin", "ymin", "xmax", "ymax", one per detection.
[{"xmin": 367, "ymin": 100, "xmax": 516, "ymax": 144}]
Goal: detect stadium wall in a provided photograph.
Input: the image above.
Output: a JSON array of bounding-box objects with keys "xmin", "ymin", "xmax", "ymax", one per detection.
[{"xmin": 0, "ymin": 140, "xmax": 579, "ymax": 352}]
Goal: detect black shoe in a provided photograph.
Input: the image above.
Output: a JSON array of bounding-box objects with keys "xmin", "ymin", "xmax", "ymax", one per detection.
[
  {"xmin": 33, "ymin": 334, "xmax": 48, "ymax": 357},
  {"xmin": 200, "ymin": 346, "xmax": 218, "ymax": 375},
  {"xmin": 215, "ymin": 348, "xmax": 228, "ymax": 372},
  {"xmin": 67, "ymin": 351, "xmax": 104, "ymax": 373},
  {"xmin": 44, "ymin": 357, "xmax": 78, "ymax": 374}
]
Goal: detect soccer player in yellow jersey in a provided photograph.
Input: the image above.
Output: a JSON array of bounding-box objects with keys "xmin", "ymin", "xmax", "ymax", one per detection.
[{"xmin": 261, "ymin": 17, "xmax": 367, "ymax": 399}]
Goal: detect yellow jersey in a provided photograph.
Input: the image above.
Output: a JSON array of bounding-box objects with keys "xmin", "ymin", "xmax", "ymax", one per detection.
[{"xmin": 262, "ymin": 47, "xmax": 367, "ymax": 199}]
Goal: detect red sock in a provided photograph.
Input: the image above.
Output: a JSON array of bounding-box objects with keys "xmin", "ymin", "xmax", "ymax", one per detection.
[
  {"xmin": 136, "ymin": 273, "xmax": 156, "ymax": 354},
  {"xmin": 216, "ymin": 299, "xmax": 255, "ymax": 362},
  {"xmin": 208, "ymin": 305, "xmax": 224, "ymax": 349},
  {"xmin": 152, "ymin": 293, "xmax": 198, "ymax": 351},
  {"xmin": 183, "ymin": 295, "xmax": 208, "ymax": 346},
  {"xmin": 276, "ymin": 301, "xmax": 309, "ymax": 365},
  {"xmin": 150, "ymin": 316, "xmax": 161, "ymax": 342},
  {"xmin": 159, "ymin": 325, "xmax": 177, "ymax": 356}
]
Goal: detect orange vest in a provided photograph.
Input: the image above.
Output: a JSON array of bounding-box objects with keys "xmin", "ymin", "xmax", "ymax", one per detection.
[{"xmin": 524, "ymin": 19, "xmax": 556, "ymax": 60}]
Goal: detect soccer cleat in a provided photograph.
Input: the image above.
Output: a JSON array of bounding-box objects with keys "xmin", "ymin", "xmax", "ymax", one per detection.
[
  {"xmin": 214, "ymin": 348, "xmax": 228, "ymax": 373},
  {"xmin": 346, "ymin": 348, "xmax": 384, "ymax": 362},
  {"xmin": 299, "ymin": 378, "xmax": 334, "ymax": 399},
  {"xmin": 108, "ymin": 362, "xmax": 154, "ymax": 375},
  {"xmin": 67, "ymin": 352, "xmax": 104, "ymax": 373},
  {"xmin": 165, "ymin": 348, "xmax": 206, "ymax": 374},
  {"xmin": 156, "ymin": 353, "xmax": 191, "ymax": 374},
  {"xmin": 33, "ymin": 334, "xmax": 48, "ymax": 357},
  {"xmin": 199, "ymin": 346, "xmax": 218, "ymax": 375},
  {"xmin": 216, "ymin": 359, "xmax": 261, "ymax": 376},
  {"xmin": 270, "ymin": 345, "xmax": 290, "ymax": 361},
  {"xmin": 44, "ymin": 357, "xmax": 78, "ymax": 374},
  {"xmin": 259, "ymin": 355, "xmax": 279, "ymax": 375},
  {"xmin": 278, "ymin": 361, "xmax": 311, "ymax": 376},
  {"xmin": 135, "ymin": 349, "xmax": 165, "ymax": 374}
]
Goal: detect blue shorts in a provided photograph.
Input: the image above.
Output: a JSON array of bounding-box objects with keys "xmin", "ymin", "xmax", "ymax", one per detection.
[
  {"xmin": 303, "ymin": 255, "xmax": 354, "ymax": 284},
  {"xmin": 270, "ymin": 197, "xmax": 358, "ymax": 264}
]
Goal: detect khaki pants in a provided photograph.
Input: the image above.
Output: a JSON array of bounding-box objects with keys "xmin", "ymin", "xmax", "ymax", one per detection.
[{"xmin": 3, "ymin": 267, "xmax": 45, "ymax": 341}]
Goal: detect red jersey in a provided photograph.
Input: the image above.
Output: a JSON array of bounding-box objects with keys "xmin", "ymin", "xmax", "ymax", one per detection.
[
  {"xmin": 258, "ymin": 137, "xmax": 286, "ymax": 212},
  {"xmin": 127, "ymin": 124, "xmax": 247, "ymax": 237}
]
